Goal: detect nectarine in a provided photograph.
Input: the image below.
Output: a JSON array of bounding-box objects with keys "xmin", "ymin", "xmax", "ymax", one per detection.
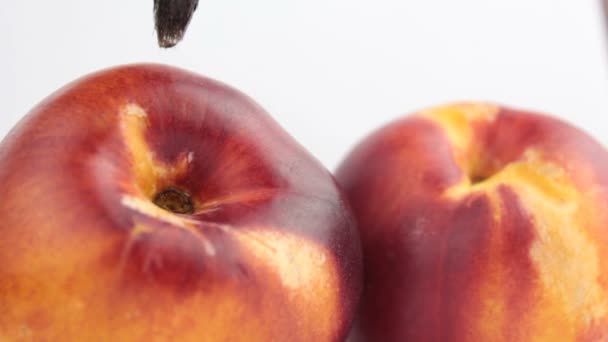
[
  {"xmin": 337, "ymin": 103, "xmax": 608, "ymax": 341},
  {"xmin": 0, "ymin": 64, "xmax": 362, "ymax": 341}
]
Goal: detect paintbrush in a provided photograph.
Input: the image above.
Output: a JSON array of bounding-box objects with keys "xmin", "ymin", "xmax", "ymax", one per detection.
[{"xmin": 154, "ymin": 0, "xmax": 199, "ymax": 48}]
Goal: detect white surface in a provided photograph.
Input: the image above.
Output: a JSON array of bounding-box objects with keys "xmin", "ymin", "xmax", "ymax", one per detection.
[{"xmin": 2, "ymin": 0, "xmax": 607, "ymax": 169}]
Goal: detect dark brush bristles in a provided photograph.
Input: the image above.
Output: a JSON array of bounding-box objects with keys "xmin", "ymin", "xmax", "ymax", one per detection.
[{"xmin": 154, "ymin": 0, "xmax": 199, "ymax": 48}]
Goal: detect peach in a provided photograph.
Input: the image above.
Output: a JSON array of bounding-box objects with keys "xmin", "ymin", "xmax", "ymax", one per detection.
[
  {"xmin": 0, "ymin": 64, "xmax": 362, "ymax": 341},
  {"xmin": 337, "ymin": 103, "xmax": 608, "ymax": 341}
]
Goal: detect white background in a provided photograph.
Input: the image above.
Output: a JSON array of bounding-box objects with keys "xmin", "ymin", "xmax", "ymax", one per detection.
[{"xmin": 2, "ymin": 1, "xmax": 607, "ymax": 169}]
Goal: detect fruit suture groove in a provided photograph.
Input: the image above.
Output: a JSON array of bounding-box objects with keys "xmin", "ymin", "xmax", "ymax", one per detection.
[
  {"xmin": 422, "ymin": 103, "xmax": 499, "ymax": 186},
  {"xmin": 120, "ymin": 103, "xmax": 194, "ymax": 201}
]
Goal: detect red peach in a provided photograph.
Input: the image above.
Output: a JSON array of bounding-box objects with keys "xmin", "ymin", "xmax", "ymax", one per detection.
[
  {"xmin": 337, "ymin": 103, "xmax": 608, "ymax": 341},
  {"xmin": 0, "ymin": 64, "xmax": 362, "ymax": 341}
]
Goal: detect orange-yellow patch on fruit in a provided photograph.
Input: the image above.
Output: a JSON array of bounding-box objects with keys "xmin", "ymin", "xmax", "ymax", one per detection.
[
  {"xmin": 121, "ymin": 103, "xmax": 158, "ymax": 196},
  {"xmin": 231, "ymin": 228, "xmax": 339, "ymax": 334},
  {"xmin": 421, "ymin": 103, "xmax": 499, "ymax": 149},
  {"xmin": 444, "ymin": 147, "xmax": 608, "ymax": 340},
  {"xmin": 129, "ymin": 222, "xmax": 154, "ymax": 236},
  {"xmin": 0, "ymin": 217, "xmax": 120, "ymax": 341},
  {"xmin": 512, "ymin": 155, "xmax": 608, "ymax": 341},
  {"xmin": 475, "ymin": 233, "xmax": 507, "ymax": 338}
]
